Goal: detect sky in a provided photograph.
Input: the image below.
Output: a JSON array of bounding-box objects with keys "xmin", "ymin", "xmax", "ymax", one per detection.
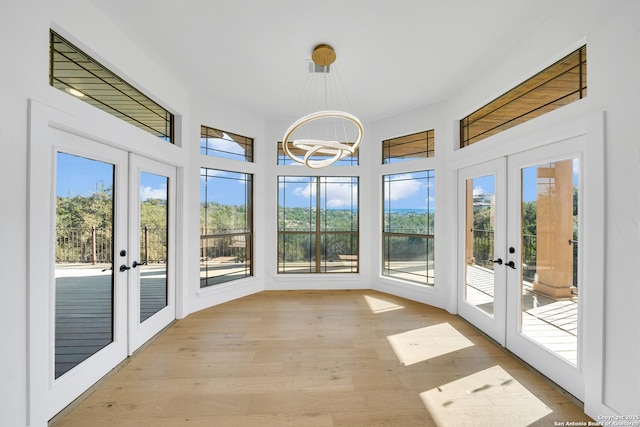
[
  {"xmin": 57, "ymin": 152, "xmax": 167, "ymax": 202},
  {"xmin": 470, "ymin": 159, "xmax": 579, "ymax": 203},
  {"xmin": 58, "ymin": 149, "xmax": 580, "ymax": 210}
]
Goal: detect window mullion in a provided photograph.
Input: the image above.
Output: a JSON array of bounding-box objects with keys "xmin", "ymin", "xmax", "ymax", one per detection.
[{"xmin": 315, "ymin": 178, "xmax": 322, "ymax": 273}]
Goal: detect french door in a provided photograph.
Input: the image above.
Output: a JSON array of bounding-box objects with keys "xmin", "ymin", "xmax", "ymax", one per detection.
[
  {"xmin": 458, "ymin": 139, "xmax": 584, "ymax": 401},
  {"xmin": 35, "ymin": 124, "xmax": 176, "ymax": 419}
]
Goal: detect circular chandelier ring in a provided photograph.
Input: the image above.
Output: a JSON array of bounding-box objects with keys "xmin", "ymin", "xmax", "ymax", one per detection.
[{"xmin": 282, "ymin": 110, "xmax": 364, "ymax": 169}]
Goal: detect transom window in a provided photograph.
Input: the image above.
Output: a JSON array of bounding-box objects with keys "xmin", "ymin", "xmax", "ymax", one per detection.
[
  {"xmin": 200, "ymin": 168, "xmax": 253, "ymax": 286},
  {"xmin": 460, "ymin": 45, "xmax": 586, "ymax": 148},
  {"xmin": 49, "ymin": 30, "xmax": 175, "ymax": 143},
  {"xmin": 278, "ymin": 176, "xmax": 358, "ymax": 273},
  {"xmin": 383, "ymin": 171, "xmax": 435, "ymax": 285},
  {"xmin": 201, "ymin": 125, "xmax": 254, "ymax": 162},
  {"xmin": 277, "ymin": 141, "xmax": 359, "ymax": 166},
  {"xmin": 383, "ymin": 130, "xmax": 435, "ymax": 164}
]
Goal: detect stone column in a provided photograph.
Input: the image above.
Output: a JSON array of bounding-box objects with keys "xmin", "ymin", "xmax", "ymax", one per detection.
[
  {"xmin": 465, "ymin": 179, "xmax": 474, "ymax": 265},
  {"xmin": 533, "ymin": 160, "xmax": 575, "ymax": 298}
]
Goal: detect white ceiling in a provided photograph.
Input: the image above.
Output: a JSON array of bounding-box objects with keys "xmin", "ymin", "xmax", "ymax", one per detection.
[{"xmin": 90, "ymin": 0, "xmax": 561, "ymax": 122}]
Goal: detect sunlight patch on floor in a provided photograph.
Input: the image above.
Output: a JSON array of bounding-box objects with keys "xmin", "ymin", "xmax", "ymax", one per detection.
[
  {"xmin": 387, "ymin": 323, "xmax": 474, "ymax": 366},
  {"xmin": 363, "ymin": 294, "xmax": 405, "ymax": 313},
  {"xmin": 420, "ymin": 365, "xmax": 552, "ymax": 426}
]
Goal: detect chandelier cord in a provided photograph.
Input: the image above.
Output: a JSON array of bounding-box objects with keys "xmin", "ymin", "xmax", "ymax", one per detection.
[{"xmin": 282, "ymin": 44, "xmax": 363, "ymax": 168}]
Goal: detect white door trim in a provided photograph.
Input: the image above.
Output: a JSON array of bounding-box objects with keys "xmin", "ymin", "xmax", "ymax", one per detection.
[
  {"xmin": 28, "ymin": 98, "xmax": 183, "ymax": 426},
  {"xmin": 450, "ymin": 109, "xmax": 605, "ymax": 417}
]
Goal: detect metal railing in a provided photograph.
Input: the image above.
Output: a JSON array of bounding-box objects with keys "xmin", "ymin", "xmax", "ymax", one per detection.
[
  {"xmin": 472, "ymin": 229, "xmax": 577, "ymax": 286},
  {"xmin": 56, "ymin": 227, "xmax": 167, "ymax": 264},
  {"xmin": 200, "ymin": 232, "xmax": 253, "ymax": 286}
]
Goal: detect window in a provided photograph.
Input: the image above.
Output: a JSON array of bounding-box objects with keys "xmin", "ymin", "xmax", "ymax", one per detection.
[
  {"xmin": 460, "ymin": 45, "xmax": 586, "ymax": 148},
  {"xmin": 201, "ymin": 125, "xmax": 254, "ymax": 162},
  {"xmin": 200, "ymin": 168, "xmax": 253, "ymax": 286},
  {"xmin": 383, "ymin": 171, "xmax": 435, "ymax": 285},
  {"xmin": 277, "ymin": 141, "xmax": 359, "ymax": 166},
  {"xmin": 383, "ymin": 130, "xmax": 435, "ymax": 164},
  {"xmin": 49, "ymin": 30, "xmax": 175, "ymax": 143},
  {"xmin": 278, "ymin": 176, "xmax": 358, "ymax": 273}
]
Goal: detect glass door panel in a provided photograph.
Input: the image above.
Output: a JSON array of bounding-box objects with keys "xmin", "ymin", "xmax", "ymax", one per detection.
[
  {"xmin": 506, "ymin": 142, "xmax": 584, "ymax": 401},
  {"xmin": 458, "ymin": 158, "xmax": 507, "ymax": 346},
  {"xmin": 139, "ymin": 172, "xmax": 169, "ymax": 323},
  {"xmin": 464, "ymin": 174, "xmax": 497, "ymax": 315},
  {"xmin": 519, "ymin": 159, "xmax": 579, "ymax": 365},
  {"xmin": 128, "ymin": 154, "xmax": 176, "ymax": 353},
  {"xmin": 55, "ymin": 152, "xmax": 115, "ymax": 378}
]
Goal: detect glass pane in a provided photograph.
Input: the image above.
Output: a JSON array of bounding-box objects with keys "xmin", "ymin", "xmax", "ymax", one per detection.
[
  {"xmin": 320, "ymin": 233, "xmax": 358, "ymax": 273},
  {"xmin": 51, "ymin": 31, "xmax": 174, "ymax": 143},
  {"xmin": 200, "ymin": 125, "xmax": 253, "ymax": 162},
  {"xmin": 200, "ymin": 168, "xmax": 253, "ymax": 287},
  {"xmin": 464, "ymin": 175, "xmax": 496, "ymax": 315},
  {"xmin": 277, "ymin": 141, "xmax": 358, "ymax": 166},
  {"xmin": 460, "ymin": 46, "xmax": 586, "ymax": 147},
  {"xmin": 383, "ymin": 171, "xmax": 435, "ymax": 234},
  {"xmin": 278, "ymin": 176, "xmax": 359, "ymax": 274},
  {"xmin": 382, "ymin": 130, "xmax": 434, "ymax": 164},
  {"xmin": 520, "ymin": 159, "xmax": 579, "ymax": 365},
  {"xmin": 320, "ymin": 177, "xmax": 358, "ymax": 232},
  {"xmin": 382, "ymin": 171, "xmax": 435, "ymax": 285},
  {"xmin": 139, "ymin": 172, "xmax": 168, "ymax": 322},
  {"xmin": 278, "ymin": 233, "xmax": 316, "ymax": 273},
  {"xmin": 278, "ymin": 176, "xmax": 317, "ymax": 232},
  {"xmin": 55, "ymin": 152, "xmax": 114, "ymax": 378},
  {"xmin": 200, "ymin": 234, "xmax": 253, "ymax": 286},
  {"xmin": 383, "ymin": 235, "xmax": 434, "ymax": 284}
]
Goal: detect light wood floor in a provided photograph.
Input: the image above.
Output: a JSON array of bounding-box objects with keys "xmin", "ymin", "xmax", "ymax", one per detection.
[{"xmin": 52, "ymin": 290, "xmax": 591, "ymax": 427}]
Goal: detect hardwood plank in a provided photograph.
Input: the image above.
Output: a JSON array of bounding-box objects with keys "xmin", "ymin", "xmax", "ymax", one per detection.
[{"xmin": 52, "ymin": 290, "xmax": 591, "ymax": 426}]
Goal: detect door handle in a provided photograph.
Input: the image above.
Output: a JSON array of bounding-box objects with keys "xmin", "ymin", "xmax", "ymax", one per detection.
[
  {"xmin": 119, "ymin": 264, "xmax": 131, "ymax": 272},
  {"xmin": 132, "ymin": 260, "xmax": 147, "ymax": 268},
  {"xmin": 490, "ymin": 258, "xmax": 503, "ymax": 265},
  {"xmin": 505, "ymin": 260, "xmax": 516, "ymax": 269}
]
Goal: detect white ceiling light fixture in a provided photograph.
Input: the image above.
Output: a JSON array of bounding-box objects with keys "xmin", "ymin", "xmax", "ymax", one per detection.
[{"xmin": 282, "ymin": 44, "xmax": 364, "ymax": 169}]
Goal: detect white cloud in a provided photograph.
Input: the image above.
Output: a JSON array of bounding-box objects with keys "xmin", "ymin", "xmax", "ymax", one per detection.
[
  {"xmin": 140, "ymin": 185, "xmax": 167, "ymax": 201},
  {"xmin": 293, "ymin": 184, "xmax": 316, "ymax": 198},
  {"xmin": 473, "ymin": 185, "xmax": 484, "ymax": 196},
  {"xmin": 326, "ymin": 181, "xmax": 357, "ymax": 208},
  {"xmin": 385, "ymin": 174, "xmax": 423, "ymax": 201},
  {"xmin": 206, "ymin": 133, "xmax": 245, "ymax": 155},
  {"xmin": 290, "ymin": 178, "xmax": 357, "ymax": 208}
]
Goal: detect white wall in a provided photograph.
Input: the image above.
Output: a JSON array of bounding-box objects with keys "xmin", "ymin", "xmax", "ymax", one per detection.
[
  {"xmin": 368, "ymin": 103, "xmax": 449, "ymax": 309},
  {"xmin": 443, "ymin": 0, "xmax": 640, "ymax": 416},
  {"xmin": 2, "ymin": 0, "xmax": 640, "ymax": 425},
  {"xmin": 188, "ymin": 93, "xmax": 267, "ymax": 312},
  {"xmin": 0, "ymin": 1, "xmax": 48, "ymax": 426}
]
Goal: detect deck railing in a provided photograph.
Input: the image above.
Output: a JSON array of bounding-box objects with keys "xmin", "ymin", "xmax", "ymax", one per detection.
[
  {"xmin": 472, "ymin": 229, "xmax": 578, "ymax": 286},
  {"xmin": 56, "ymin": 227, "xmax": 167, "ymax": 264}
]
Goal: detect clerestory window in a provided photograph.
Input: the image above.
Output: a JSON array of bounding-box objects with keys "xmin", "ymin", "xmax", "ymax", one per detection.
[
  {"xmin": 50, "ymin": 30, "xmax": 175, "ymax": 143},
  {"xmin": 383, "ymin": 130, "xmax": 435, "ymax": 164},
  {"xmin": 460, "ymin": 45, "xmax": 586, "ymax": 148},
  {"xmin": 201, "ymin": 125, "xmax": 254, "ymax": 162}
]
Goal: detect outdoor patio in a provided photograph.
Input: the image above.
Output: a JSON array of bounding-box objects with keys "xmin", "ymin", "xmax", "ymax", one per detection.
[{"xmin": 465, "ymin": 264, "xmax": 578, "ymax": 365}]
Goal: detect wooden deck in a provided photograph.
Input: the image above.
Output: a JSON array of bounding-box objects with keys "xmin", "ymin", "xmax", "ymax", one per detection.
[
  {"xmin": 466, "ymin": 265, "xmax": 578, "ymax": 364},
  {"xmin": 52, "ymin": 290, "xmax": 589, "ymax": 426},
  {"xmin": 55, "ymin": 264, "xmax": 167, "ymax": 378}
]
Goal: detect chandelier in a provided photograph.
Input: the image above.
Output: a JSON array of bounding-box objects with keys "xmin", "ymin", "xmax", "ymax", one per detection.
[{"xmin": 282, "ymin": 44, "xmax": 364, "ymax": 169}]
